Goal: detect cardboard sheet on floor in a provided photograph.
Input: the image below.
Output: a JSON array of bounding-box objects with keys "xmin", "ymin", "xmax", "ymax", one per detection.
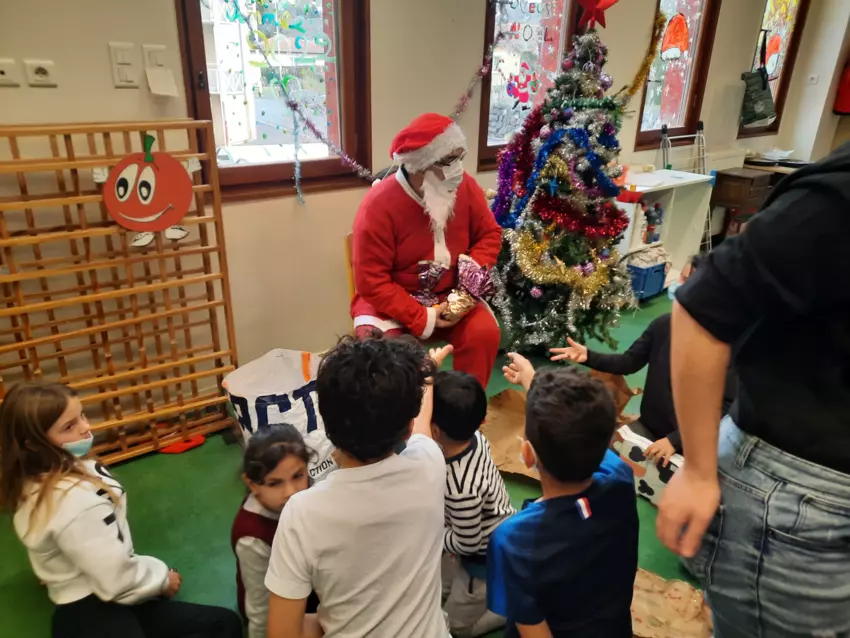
[
  {"xmin": 632, "ymin": 569, "xmax": 713, "ymax": 638},
  {"xmin": 481, "ymin": 388, "xmax": 536, "ymax": 479}
]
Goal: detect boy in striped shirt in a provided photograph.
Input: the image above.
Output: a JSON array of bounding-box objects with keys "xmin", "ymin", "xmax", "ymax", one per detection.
[
  {"xmin": 495, "ymin": 356, "xmax": 638, "ymax": 637},
  {"xmin": 431, "ymin": 371, "xmax": 516, "ymax": 637}
]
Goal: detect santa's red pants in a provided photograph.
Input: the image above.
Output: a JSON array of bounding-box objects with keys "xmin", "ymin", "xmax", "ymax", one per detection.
[{"xmin": 354, "ymin": 303, "xmax": 500, "ymax": 390}]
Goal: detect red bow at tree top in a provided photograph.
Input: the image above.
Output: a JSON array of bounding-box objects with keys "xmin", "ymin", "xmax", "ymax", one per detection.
[{"xmin": 577, "ymin": 0, "xmax": 620, "ymax": 29}]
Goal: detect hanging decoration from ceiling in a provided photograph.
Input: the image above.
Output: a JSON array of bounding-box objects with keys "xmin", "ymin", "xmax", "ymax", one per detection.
[
  {"xmin": 230, "ymin": 0, "xmax": 502, "ymax": 201},
  {"xmin": 102, "ymin": 133, "xmax": 193, "ymax": 248}
]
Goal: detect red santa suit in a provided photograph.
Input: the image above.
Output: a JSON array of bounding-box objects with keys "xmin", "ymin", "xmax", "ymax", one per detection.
[{"xmin": 351, "ymin": 114, "xmax": 503, "ymax": 389}]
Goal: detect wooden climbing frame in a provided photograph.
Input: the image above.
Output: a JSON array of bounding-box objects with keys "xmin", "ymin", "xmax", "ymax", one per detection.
[{"xmin": 0, "ymin": 120, "xmax": 238, "ymax": 464}]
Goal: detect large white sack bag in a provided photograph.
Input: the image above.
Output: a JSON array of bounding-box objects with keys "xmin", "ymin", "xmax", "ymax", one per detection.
[{"xmin": 223, "ymin": 349, "xmax": 337, "ymax": 482}]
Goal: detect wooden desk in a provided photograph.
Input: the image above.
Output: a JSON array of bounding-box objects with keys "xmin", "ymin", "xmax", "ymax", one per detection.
[
  {"xmin": 745, "ymin": 164, "xmax": 797, "ymax": 175},
  {"xmin": 711, "ymin": 168, "xmax": 774, "ymax": 239},
  {"xmin": 711, "ymin": 168, "xmax": 772, "ymax": 211}
]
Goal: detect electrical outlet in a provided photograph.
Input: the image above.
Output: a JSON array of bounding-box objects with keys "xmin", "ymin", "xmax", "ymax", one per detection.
[
  {"xmin": 23, "ymin": 60, "xmax": 57, "ymax": 87},
  {"xmin": 0, "ymin": 58, "xmax": 22, "ymax": 87},
  {"xmin": 807, "ymin": 74, "xmax": 820, "ymax": 85}
]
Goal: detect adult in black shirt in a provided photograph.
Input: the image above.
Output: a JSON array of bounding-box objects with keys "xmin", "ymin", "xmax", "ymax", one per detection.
[
  {"xmin": 551, "ymin": 256, "xmax": 737, "ymax": 467},
  {"xmin": 657, "ymin": 144, "xmax": 850, "ymax": 638}
]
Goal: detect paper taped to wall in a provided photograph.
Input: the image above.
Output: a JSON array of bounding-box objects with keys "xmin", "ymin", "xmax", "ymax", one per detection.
[{"xmin": 146, "ymin": 67, "xmax": 178, "ymax": 97}]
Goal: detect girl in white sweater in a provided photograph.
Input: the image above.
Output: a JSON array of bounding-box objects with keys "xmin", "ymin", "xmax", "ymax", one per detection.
[{"xmin": 0, "ymin": 382, "xmax": 243, "ymax": 638}]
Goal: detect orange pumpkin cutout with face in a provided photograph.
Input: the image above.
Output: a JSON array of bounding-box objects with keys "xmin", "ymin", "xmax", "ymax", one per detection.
[{"xmin": 104, "ymin": 134, "xmax": 193, "ymax": 235}]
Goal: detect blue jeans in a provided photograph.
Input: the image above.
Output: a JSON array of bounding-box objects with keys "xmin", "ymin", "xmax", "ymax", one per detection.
[{"xmin": 684, "ymin": 418, "xmax": 850, "ymax": 637}]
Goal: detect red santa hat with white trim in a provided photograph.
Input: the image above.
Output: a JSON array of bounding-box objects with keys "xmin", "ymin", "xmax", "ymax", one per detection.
[{"xmin": 390, "ymin": 113, "xmax": 467, "ymax": 174}]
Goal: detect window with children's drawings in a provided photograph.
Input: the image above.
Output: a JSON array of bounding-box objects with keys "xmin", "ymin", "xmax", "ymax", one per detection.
[
  {"xmin": 635, "ymin": 0, "xmax": 720, "ymax": 149},
  {"xmin": 738, "ymin": 0, "xmax": 810, "ymax": 138},
  {"xmin": 477, "ymin": 0, "xmax": 576, "ymax": 170},
  {"xmin": 179, "ymin": 0, "xmax": 370, "ymax": 193}
]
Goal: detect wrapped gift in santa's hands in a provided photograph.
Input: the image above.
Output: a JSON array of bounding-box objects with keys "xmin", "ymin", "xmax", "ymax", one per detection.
[{"xmin": 441, "ymin": 255, "xmax": 495, "ymax": 322}]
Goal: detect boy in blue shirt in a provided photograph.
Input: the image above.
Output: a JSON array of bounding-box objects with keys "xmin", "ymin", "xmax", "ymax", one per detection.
[{"xmin": 493, "ymin": 354, "xmax": 639, "ymax": 637}]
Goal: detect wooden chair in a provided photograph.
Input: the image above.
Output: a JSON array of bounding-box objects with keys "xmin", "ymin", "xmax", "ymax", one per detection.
[{"xmin": 344, "ymin": 232, "xmax": 356, "ymax": 300}]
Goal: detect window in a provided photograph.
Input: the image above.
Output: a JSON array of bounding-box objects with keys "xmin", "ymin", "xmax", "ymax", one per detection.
[
  {"xmin": 477, "ymin": 0, "xmax": 578, "ymax": 171},
  {"xmin": 738, "ymin": 0, "xmax": 810, "ymax": 138},
  {"xmin": 177, "ymin": 0, "xmax": 371, "ymax": 195},
  {"xmin": 635, "ymin": 0, "xmax": 721, "ymax": 151}
]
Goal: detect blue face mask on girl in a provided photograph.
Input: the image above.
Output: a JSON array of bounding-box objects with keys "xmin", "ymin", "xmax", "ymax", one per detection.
[
  {"xmin": 668, "ymin": 279, "xmax": 682, "ymax": 301},
  {"xmin": 62, "ymin": 435, "xmax": 93, "ymax": 458}
]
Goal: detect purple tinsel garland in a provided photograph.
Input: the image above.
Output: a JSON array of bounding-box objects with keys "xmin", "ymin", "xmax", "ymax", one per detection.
[{"xmin": 492, "ymin": 148, "xmax": 517, "ymax": 222}]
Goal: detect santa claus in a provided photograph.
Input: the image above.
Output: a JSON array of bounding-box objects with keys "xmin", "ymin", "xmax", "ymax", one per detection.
[{"xmin": 351, "ymin": 113, "xmax": 503, "ymax": 388}]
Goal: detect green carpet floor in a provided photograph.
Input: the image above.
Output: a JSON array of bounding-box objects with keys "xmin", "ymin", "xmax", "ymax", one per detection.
[{"xmin": 0, "ymin": 295, "xmax": 695, "ymax": 637}]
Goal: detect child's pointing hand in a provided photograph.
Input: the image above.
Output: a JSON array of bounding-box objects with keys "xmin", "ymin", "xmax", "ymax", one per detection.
[{"xmin": 429, "ymin": 345, "xmax": 454, "ymax": 367}]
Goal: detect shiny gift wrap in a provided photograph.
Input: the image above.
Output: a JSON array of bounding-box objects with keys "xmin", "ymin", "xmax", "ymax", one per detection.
[
  {"xmin": 412, "ymin": 261, "xmax": 449, "ymax": 307},
  {"xmin": 440, "ymin": 255, "xmax": 496, "ymax": 322},
  {"xmin": 457, "ymin": 255, "xmax": 495, "ymax": 300},
  {"xmin": 442, "ymin": 289, "xmax": 478, "ymax": 323}
]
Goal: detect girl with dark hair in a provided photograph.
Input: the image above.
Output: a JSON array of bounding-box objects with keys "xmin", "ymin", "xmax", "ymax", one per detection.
[
  {"xmin": 231, "ymin": 425, "xmax": 318, "ymax": 638},
  {"xmin": 0, "ymin": 382, "xmax": 242, "ymax": 638}
]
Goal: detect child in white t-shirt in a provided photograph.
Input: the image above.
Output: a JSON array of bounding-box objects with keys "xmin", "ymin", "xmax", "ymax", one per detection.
[{"xmin": 265, "ymin": 337, "xmax": 453, "ymax": 638}]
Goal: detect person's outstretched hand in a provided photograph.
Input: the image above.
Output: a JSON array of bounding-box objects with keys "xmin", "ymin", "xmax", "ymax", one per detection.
[
  {"xmin": 429, "ymin": 345, "xmax": 454, "ymax": 367},
  {"xmin": 502, "ymin": 352, "xmax": 536, "ymax": 391},
  {"xmin": 656, "ymin": 467, "xmax": 721, "ymax": 557},
  {"xmin": 549, "ymin": 337, "xmax": 588, "ymax": 364}
]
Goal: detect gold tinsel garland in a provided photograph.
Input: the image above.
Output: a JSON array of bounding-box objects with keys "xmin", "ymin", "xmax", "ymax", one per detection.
[
  {"xmin": 509, "ymin": 229, "xmax": 621, "ymax": 298},
  {"xmin": 620, "ymin": 11, "xmax": 666, "ymax": 101},
  {"xmin": 540, "ymin": 155, "xmax": 568, "ymax": 181}
]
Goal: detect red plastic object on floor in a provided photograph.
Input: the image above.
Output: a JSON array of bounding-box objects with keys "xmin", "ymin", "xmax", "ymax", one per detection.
[{"xmin": 160, "ymin": 434, "xmax": 206, "ymax": 454}]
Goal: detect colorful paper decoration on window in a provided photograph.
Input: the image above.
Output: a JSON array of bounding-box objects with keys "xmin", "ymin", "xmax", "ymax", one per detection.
[
  {"xmin": 103, "ymin": 134, "xmax": 193, "ymax": 243},
  {"xmin": 765, "ymin": 34, "xmax": 782, "ymax": 75},
  {"xmin": 661, "ymin": 14, "xmax": 689, "ymax": 61}
]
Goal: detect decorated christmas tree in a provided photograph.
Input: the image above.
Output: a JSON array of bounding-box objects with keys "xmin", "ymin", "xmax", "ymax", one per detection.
[{"xmin": 491, "ymin": 9, "xmax": 664, "ymax": 352}]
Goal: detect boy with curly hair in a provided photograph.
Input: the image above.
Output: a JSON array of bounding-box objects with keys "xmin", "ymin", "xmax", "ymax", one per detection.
[{"xmin": 265, "ymin": 337, "xmax": 453, "ymax": 638}]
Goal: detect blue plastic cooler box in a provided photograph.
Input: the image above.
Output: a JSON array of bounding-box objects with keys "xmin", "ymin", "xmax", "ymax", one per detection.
[{"xmin": 628, "ymin": 263, "xmax": 667, "ymax": 300}]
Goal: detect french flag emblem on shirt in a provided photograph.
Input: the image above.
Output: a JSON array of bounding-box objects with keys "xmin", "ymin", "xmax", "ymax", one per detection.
[{"xmin": 576, "ymin": 497, "xmax": 592, "ymax": 520}]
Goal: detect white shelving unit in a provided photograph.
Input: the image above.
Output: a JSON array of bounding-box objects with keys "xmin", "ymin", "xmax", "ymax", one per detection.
[{"xmin": 615, "ymin": 169, "xmax": 714, "ymax": 287}]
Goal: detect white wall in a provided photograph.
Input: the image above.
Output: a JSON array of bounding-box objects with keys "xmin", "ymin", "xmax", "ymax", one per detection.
[
  {"xmin": 0, "ymin": 0, "xmax": 844, "ymax": 362},
  {"xmin": 0, "ymin": 0, "xmax": 188, "ymax": 123},
  {"xmin": 777, "ymin": 0, "xmax": 850, "ymax": 160}
]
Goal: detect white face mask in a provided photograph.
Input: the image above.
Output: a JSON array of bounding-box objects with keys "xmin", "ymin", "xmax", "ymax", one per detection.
[{"xmin": 440, "ymin": 160, "xmax": 464, "ymax": 192}]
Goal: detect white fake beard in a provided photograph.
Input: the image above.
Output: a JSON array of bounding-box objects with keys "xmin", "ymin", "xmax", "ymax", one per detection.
[{"xmin": 421, "ymin": 171, "xmax": 458, "ymax": 237}]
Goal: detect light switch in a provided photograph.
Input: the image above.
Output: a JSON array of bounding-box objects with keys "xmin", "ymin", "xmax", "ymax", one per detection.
[
  {"xmin": 109, "ymin": 42, "xmax": 139, "ymax": 88},
  {"xmin": 143, "ymin": 44, "xmax": 167, "ymax": 68}
]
